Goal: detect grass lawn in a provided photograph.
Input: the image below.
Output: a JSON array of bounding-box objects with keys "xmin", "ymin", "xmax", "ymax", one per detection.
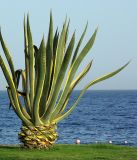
[{"xmin": 0, "ymin": 144, "xmax": 137, "ymax": 160}]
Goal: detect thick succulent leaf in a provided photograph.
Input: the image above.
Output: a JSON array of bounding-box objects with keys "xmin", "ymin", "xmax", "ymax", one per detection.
[
  {"xmin": 27, "ymin": 15, "xmax": 34, "ymax": 110},
  {"xmin": 40, "ymin": 13, "xmax": 54, "ymax": 116},
  {"xmin": 21, "ymin": 107, "xmax": 31, "ymax": 120},
  {"xmin": 33, "ymin": 37, "xmax": 46, "ymax": 126},
  {"xmin": 46, "ymin": 29, "xmax": 59, "ymax": 103},
  {"xmin": 48, "ymin": 29, "xmax": 59, "ymax": 99},
  {"xmin": 17, "ymin": 93, "xmax": 31, "ymax": 120},
  {"xmin": 49, "ymin": 28, "xmax": 59, "ymax": 97},
  {"xmin": 46, "ymin": 28, "xmax": 59, "ymax": 102},
  {"xmin": 65, "ymin": 19, "xmax": 70, "ymax": 45},
  {"xmin": 24, "ymin": 17, "xmax": 29, "ymax": 98},
  {"xmin": 24, "ymin": 16, "xmax": 28, "ymax": 54},
  {"xmin": 53, "ymin": 28, "xmax": 59, "ymax": 58},
  {"xmin": 52, "ymin": 19, "xmax": 67, "ymax": 81},
  {"xmin": 71, "ymin": 23, "xmax": 88, "ymax": 64},
  {"xmin": 7, "ymin": 86, "xmax": 26, "ymax": 109},
  {"xmin": 43, "ymin": 20, "xmax": 67, "ymax": 118},
  {"xmin": 51, "ymin": 28, "xmax": 97, "ymax": 121},
  {"xmin": 21, "ymin": 70, "xmax": 27, "ymax": 93},
  {"xmin": 53, "ymin": 61, "xmax": 130, "ymax": 123},
  {"xmin": 7, "ymin": 87, "xmax": 26, "ymax": 109},
  {"xmin": 7, "ymin": 87, "xmax": 16, "ymax": 110},
  {"xmin": 42, "ymin": 32, "xmax": 75, "ymax": 122},
  {"xmin": 7, "ymin": 88, "xmax": 29, "ymax": 120},
  {"xmin": 34, "ymin": 45, "xmax": 39, "ymax": 94},
  {"xmin": 0, "ymin": 30, "xmax": 16, "ymax": 85},
  {"xmin": 51, "ymin": 60, "xmax": 93, "ymax": 119},
  {"xmin": 71, "ymin": 61, "xmax": 93, "ymax": 88},
  {"xmin": 0, "ymin": 55, "xmax": 33, "ymax": 126},
  {"xmin": 21, "ymin": 70, "xmax": 31, "ymax": 114}
]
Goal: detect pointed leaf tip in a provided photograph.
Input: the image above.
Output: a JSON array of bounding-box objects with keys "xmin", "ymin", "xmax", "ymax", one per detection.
[
  {"xmin": 42, "ymin": 36, "xmax": 45, "ymax": 44},
  {"xmin": 27, "ymin": 13, "xmax": 30, "ymax": 25},
  {"xmin": 96, "ymin": 26, "xmax": 99, "ymax": 32},
  {"xmin": 85, "ymin": 22, "xmax": 88, "ymax": 29},
  {"xmin": 50, "ymin": 11, "xmax": 53, "ymax": 20},
  {"xmin": 27, "ymin": 13, "xmax": 29, "ymax": 19},
  {"xmin": 50, "ymin": 9, "xmax": 52, "ymax": 15}
]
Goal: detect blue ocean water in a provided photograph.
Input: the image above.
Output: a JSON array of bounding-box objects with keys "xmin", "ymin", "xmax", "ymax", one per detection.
[{"xmin": 0, "ymin": 90, "xmax": 137, "ymax": 146}]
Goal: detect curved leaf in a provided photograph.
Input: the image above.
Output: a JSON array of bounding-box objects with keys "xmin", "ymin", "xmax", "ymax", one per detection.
[
  {"xmin": 24, "ymin": 16, "xmax": 30, "ymax": 102},
  {"xmin": 0, "ymin": 30, "xmax": 16, "ymax": 85},
  {"xmin": 0, "ymin": 55, "xmax": 33, "ymax": 126},
  {"xmin": 42, "ymin": 32, "xmax": 75, "ymax": 122},
  {"xmin": 53, "ymin": 61, "xmax": 130, "ymax": 123},
  {"xmin": 51, "ymin": 28, "xmax": 98, "ymax": 122},
  {"xmin": 51, "ymin": 60, "xmax": 93, "ymax": 120},
  {"xmin": 33, "ymin": 37, "xmax": 46, "ymax": 125},
  {"xmin": 27, "ymin": 15, "xmax": 35, "ymax": 111},
  {"xmin": 40, "ymin": 12, "xmax": 54, "ymax": 116},
  {"xmin": 45, "ymin": 19, "xmax": 67, "ymax": 108},
  {"xmin": 71, "ymin": 23, "xmax": 88, "ymax": 64}
]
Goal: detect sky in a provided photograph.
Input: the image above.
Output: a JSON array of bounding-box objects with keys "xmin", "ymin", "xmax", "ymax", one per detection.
[{"xmin": 0, "ymin": 0, "xmax": 137, "ymax": 90}]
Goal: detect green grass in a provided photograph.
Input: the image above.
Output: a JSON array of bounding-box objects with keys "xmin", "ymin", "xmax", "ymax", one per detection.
[{"xmin": 0, "ymin": 144, "xmax": 137, "ymax": 160}]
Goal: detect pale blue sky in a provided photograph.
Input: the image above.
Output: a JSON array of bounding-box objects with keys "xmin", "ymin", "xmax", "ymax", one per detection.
[{"xmin": 0, "ymin": 0, "xmax": 137, "ymax": 90}]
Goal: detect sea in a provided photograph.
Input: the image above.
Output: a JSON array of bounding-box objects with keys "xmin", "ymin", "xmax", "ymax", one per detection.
[{"xmin": 0, "ymin": 90, "xmax": 137, "ymax": 146}]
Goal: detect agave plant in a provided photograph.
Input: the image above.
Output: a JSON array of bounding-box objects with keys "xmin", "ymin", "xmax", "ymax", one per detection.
[{"xmin": 0, "ymin": 13, "xmax": 129, "ymax": 149}]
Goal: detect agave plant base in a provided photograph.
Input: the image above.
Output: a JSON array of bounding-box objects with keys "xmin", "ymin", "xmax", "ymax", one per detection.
[{"xmin": 18, "ymin": 124, "xmax": 58, "ymax": 149}]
